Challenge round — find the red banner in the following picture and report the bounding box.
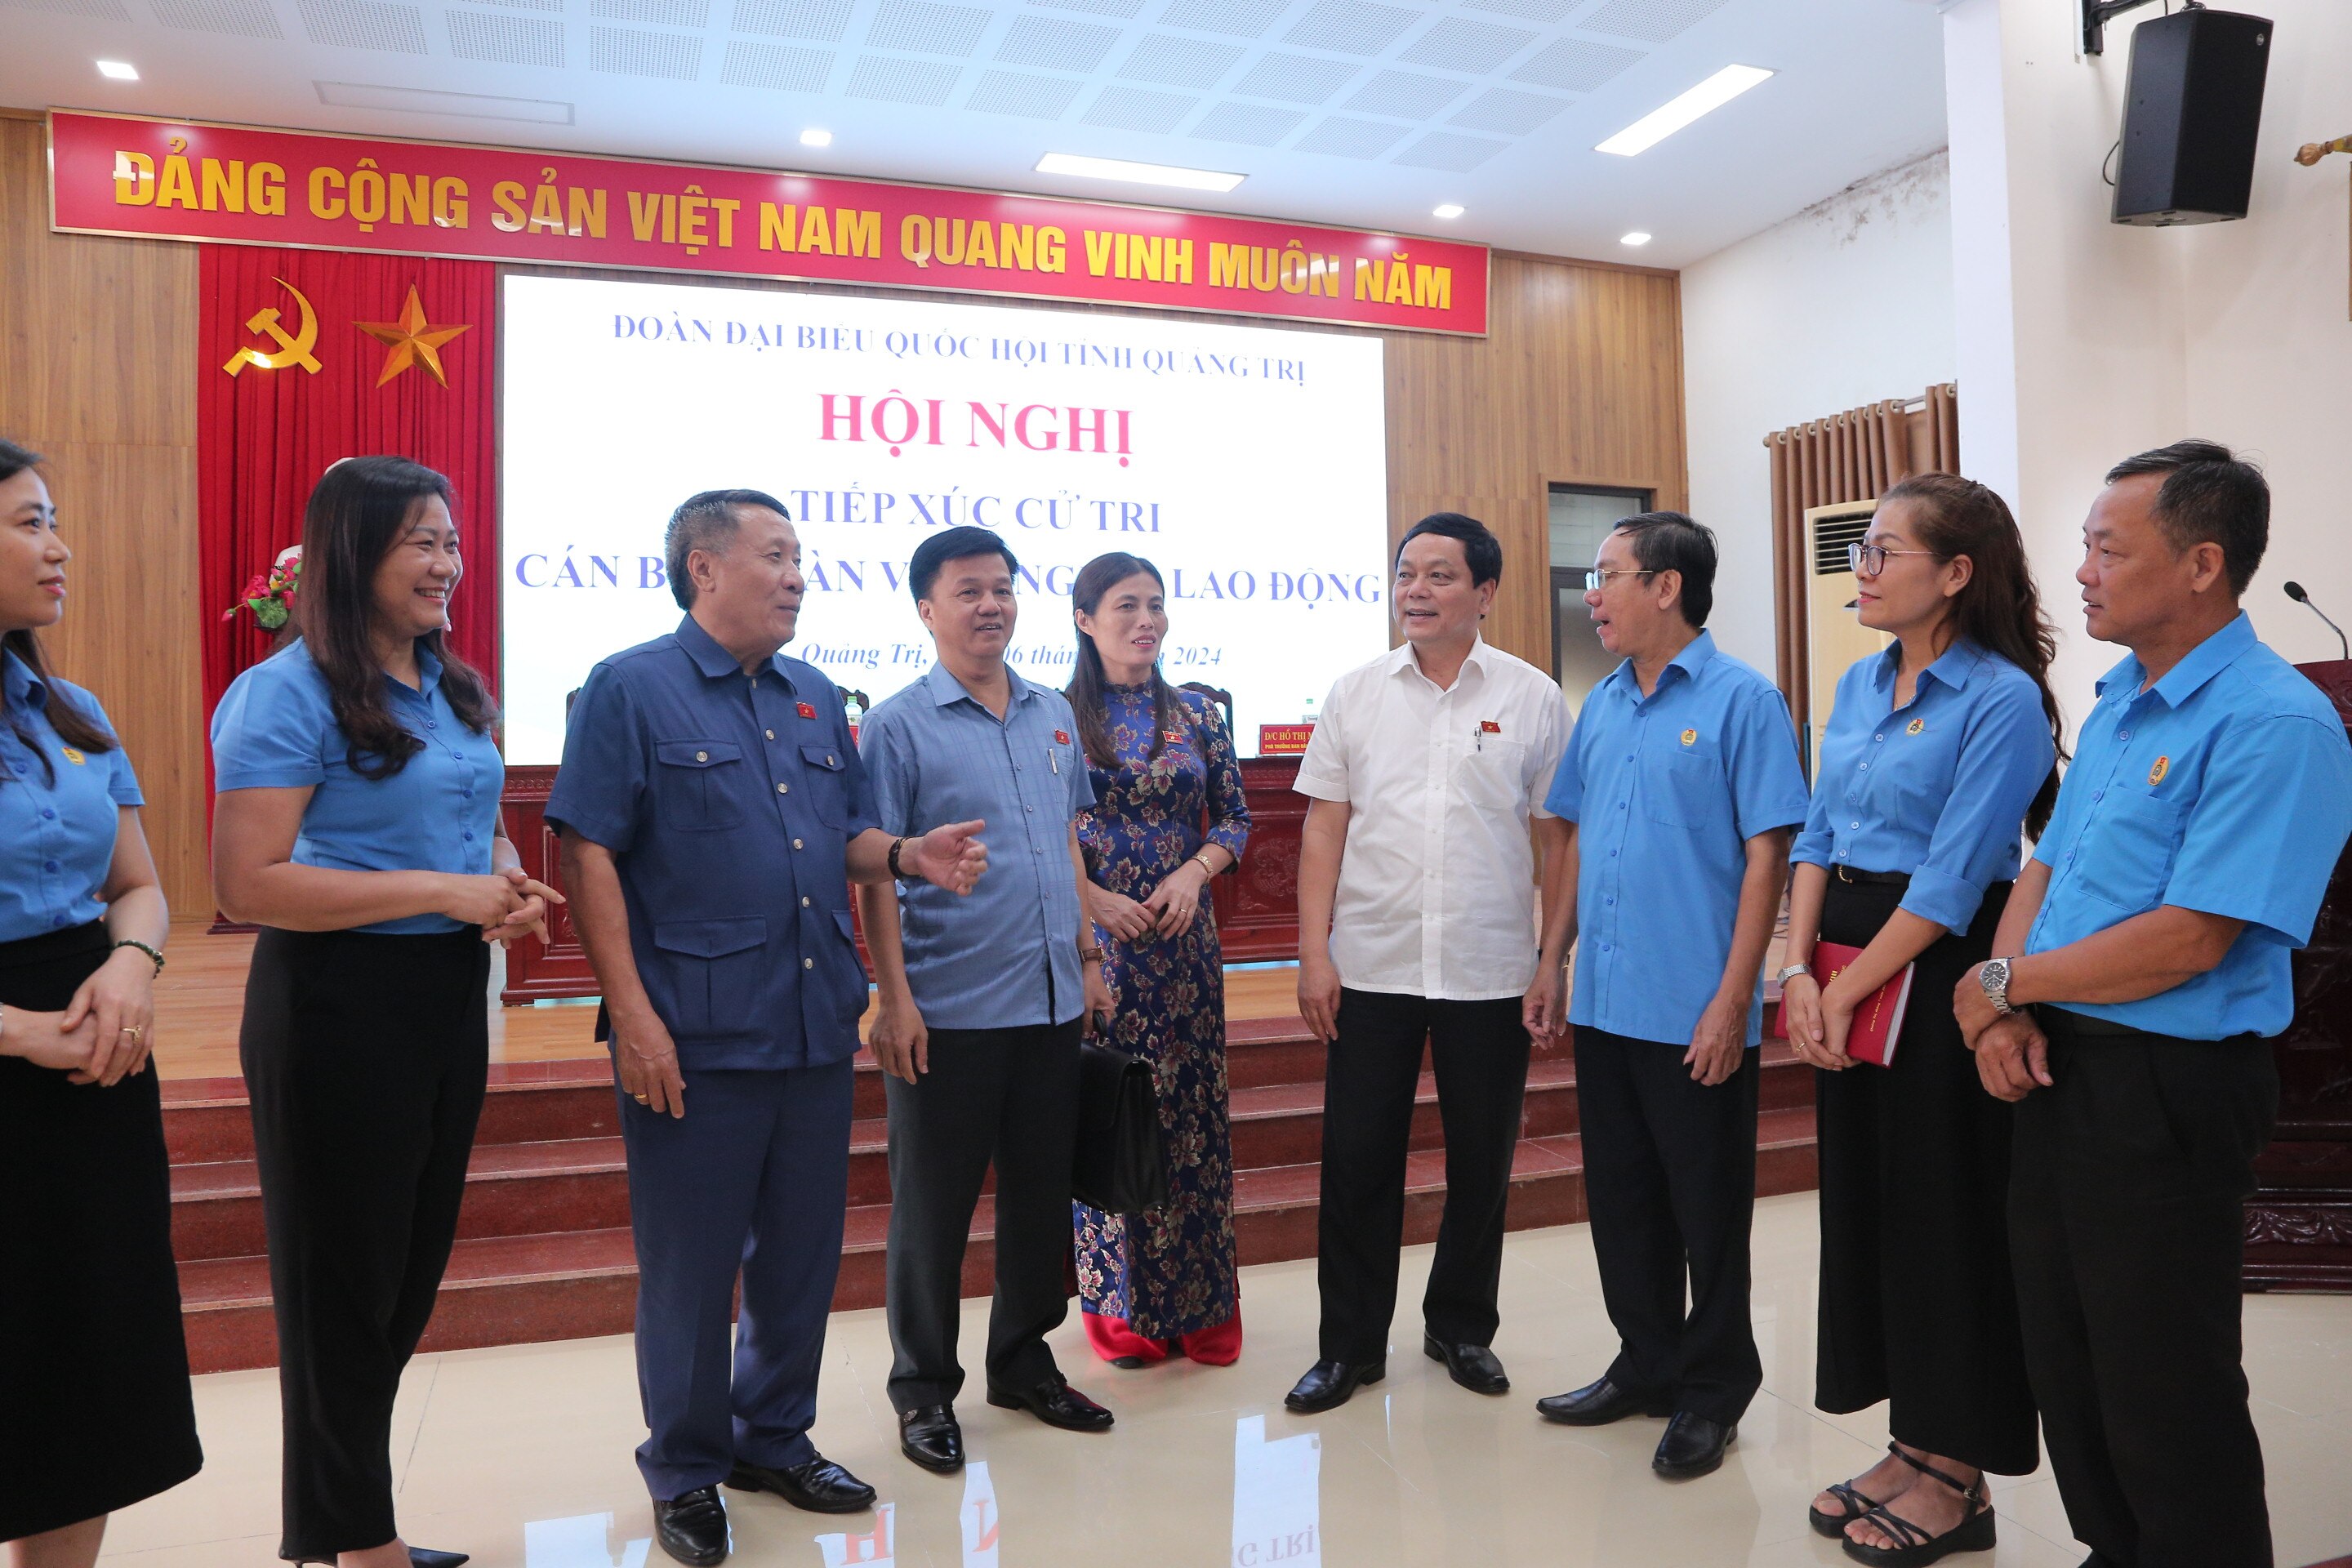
[50,109,1488,336]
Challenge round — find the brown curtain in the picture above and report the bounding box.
[1766,381,1959,735]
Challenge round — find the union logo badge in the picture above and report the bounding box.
[60,746,86,765]
[1680,728,1697,746]
[2149,755,2170,786]
[1906,718,1925,736]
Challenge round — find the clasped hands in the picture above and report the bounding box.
[1085,860,1210,945]
[6,943,161,1086]
[442,866,567,946]
[1955,961,2054,1102]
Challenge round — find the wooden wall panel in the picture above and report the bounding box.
[3,107,1683,916]
[0,113,208,911]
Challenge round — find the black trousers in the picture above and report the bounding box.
[2010,1007,2277,1568]
[884,1018,1082,1412]
[1814,878,2038,1474]
[0,924,202,1542]
[241,926,490,1561]
[1575,1024,1762,1426]
[1316,988,1530,1365]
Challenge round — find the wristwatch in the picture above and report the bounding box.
[1979,956,2016,1016]
[1775,962,1811,985]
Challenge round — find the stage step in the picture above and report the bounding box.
[164,1025,1820,1373]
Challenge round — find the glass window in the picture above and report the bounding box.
[1548,484,1650,706]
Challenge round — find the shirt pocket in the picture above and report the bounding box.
[655,741,746,833]
[2071,786,2186,915]
[1452,737,1527,814]
[800,742,850,828]
[651,916,767,1037]
[1642,745,1723,831]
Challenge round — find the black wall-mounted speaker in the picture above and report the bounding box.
[2113,7,2273,226]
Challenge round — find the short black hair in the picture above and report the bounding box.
[1612,510,1717,628]
[2104,439,2269,596]
[910,526,1020,602]
[1395,511,1502,587]
[664,488,791,610]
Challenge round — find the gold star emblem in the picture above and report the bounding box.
[354,286,471,388]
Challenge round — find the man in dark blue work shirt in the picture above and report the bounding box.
[550,490,986,1568]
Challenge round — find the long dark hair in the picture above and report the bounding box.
[295,456,497,779]
[1067,552,1189,770]
[1,438,117,786]
[1882,471,2068,837]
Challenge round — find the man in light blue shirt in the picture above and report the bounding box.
[857,525,1116,1477]
[1954,442,2352,1568]
[1526,512,1809,1480]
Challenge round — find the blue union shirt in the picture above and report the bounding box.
[1792,639,2055,933]
[210,639,503,935]
[858,663,1094,1029]
[2026,612,2352,1040]
[547,616,880,1071]
[0,651,142,945]
[1548,631,1810,1048]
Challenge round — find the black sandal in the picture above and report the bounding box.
[1808,1441,1900,1538]
[1841,1449,1995,1566]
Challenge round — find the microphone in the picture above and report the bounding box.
[2285,581,2350,660]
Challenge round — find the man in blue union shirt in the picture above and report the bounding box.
[856,525,1117,1477]
[550,491,986,1568]
[1526,512,1810,1481]
[1953,443,2352,1568]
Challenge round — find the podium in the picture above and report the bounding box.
[2245,659,2352,1290]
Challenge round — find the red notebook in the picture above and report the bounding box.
[1811,942,1915,1067]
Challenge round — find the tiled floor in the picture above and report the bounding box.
[103,1195,2352,1568]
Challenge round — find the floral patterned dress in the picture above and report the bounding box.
[1073,684,1251,1347]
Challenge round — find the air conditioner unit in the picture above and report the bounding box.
[1803,499,1891,773]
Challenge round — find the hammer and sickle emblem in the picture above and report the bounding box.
[222,278,323,376]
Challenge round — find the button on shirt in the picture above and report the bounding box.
[0,652,141,945]
[1549,631,1810,1047]
[2026,612,2352,1040]
[1792,639,2056,933]
[547,617,880,1071]
[1294,638,1571,1000]
[859,663,1094,1028]
[210,639,502,935]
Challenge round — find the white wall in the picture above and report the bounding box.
[1681,149,1958,675]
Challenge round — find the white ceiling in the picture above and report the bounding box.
[1,0,1949,266]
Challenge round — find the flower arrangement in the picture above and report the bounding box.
[223,545,302,630]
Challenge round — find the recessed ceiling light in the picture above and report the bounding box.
[1432,203,1464,220]
[800,128,832,148]
[96,59,139,80]
[1036,152,1244,194]
[1596,64,1774,157]
[1620,231,1651,246]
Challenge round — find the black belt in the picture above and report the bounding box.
[1832,865,1911,887]
[2038,1004,2141,1038]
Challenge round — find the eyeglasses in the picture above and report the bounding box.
[1584,568,1655,591]
[1846,541,1939,577]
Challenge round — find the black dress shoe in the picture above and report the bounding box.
[725,1455,876,1514]
[1423,1335,1509,1395]
[987,1372,1115,1432]
[1652,1413,1737,1479]
[408,1552,470,1568]
[653,1486,729,1567]
[1535,1376,1676,1426]
[898,1405,964,1472]
[1282,1358,1385,1414]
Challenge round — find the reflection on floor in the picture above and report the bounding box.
[106,1196,2352,1568]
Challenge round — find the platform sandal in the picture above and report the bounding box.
[1841,1449,1995,1566]
[1807,1441,1901,1538]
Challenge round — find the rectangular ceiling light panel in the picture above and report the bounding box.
[1035,150,1244,191]
[1595,62,1771,155]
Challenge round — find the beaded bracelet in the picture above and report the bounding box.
[114,938,166,975]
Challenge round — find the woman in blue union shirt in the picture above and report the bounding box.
[0,439,201,1567]
[211,457,558,1568]
[1780,473,2062,1566]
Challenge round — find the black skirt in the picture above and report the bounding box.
[0,922,203,1540]
[1812,875,2039,1476]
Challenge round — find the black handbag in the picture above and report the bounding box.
[1071,1034,1169,1215]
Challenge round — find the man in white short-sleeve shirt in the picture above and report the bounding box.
[1282,512,1572,1415]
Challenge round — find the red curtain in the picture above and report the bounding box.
[198,246,500,737]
